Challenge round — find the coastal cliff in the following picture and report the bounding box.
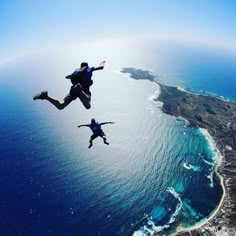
[121,68,236,236]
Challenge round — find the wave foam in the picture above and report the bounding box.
[148,89,161,102]
[203,159,214,166]
[133,187,183,236]
[199,128,223,188]
[183,162,200,172]
[147,220,170,232]
[207,172,214,188]
[177,86,186,92]
[167,187,183,224]
[146,88,162,114]
[176,116,190,126]
[199,128,220,163]
[133,230,148,236]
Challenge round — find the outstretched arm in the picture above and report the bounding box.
[77,124,90,128]
[93,61,106,71]
[100,121,115,126]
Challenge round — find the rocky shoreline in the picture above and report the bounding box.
[121,68,236,236]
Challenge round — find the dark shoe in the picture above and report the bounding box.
[88,143,93,148]
[104,141,109,145]
[33,91,48,100]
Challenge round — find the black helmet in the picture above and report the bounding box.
[91,118,96,123]
[81,62,88,68]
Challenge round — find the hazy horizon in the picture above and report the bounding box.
[1,0,236,66]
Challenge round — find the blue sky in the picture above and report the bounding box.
[1,0,236,64]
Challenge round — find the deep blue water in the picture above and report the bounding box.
[147,44,236,101]
[1,43,234,235]
[174,54,236,101]
[0,86,222,235]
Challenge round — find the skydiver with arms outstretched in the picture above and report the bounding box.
[33,61,106,109]
[78,118,115,148]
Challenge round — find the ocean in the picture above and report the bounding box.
[0,41,235,235]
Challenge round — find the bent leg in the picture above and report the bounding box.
[88,133,98,148]
[71,84,91,109]
[99,132,109,145]
[45,95,73,110]
[78,91,91,110]
[103,137,109,145]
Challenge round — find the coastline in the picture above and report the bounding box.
[174,128,227,235]
[156,83,236,236]
[121,68,236,236]
[176,116,190,126]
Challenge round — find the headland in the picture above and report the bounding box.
[121,67,236,236]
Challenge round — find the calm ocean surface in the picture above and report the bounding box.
[0,42,235,235]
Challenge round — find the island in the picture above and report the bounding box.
[121,68,236,236]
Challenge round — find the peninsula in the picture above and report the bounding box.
[121,67,236,236]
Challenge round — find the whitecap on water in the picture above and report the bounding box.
[133,187,183,235]
[203,159,214,166]
[147,89,161,102]
[183,162,200,172]
[167,187,183,224]
[133,229,148,236]
[198,128,220,163]
[207,172,214,188]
